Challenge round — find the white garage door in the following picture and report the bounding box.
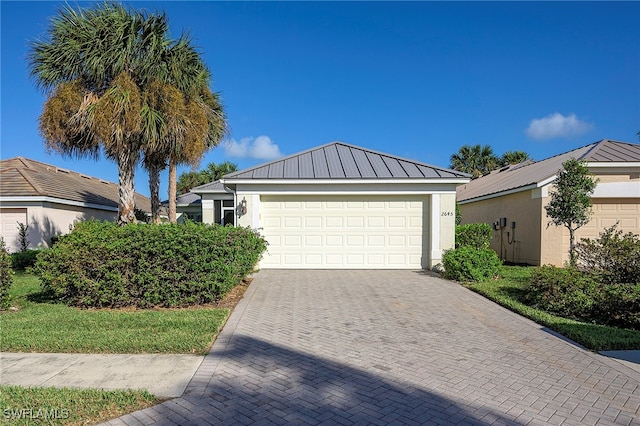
[260,195,426,269]
[0,209,27,253]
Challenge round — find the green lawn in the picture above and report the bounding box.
[0,385,157,426]
[1,273,230,354]
[465,266,640,351]
[1,273,236,424]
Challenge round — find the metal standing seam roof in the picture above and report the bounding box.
[457,139,640,203]
[222,141,471,181]
[189,180,234,194]
[0,157,152,211]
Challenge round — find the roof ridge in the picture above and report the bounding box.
[16,167,46,195]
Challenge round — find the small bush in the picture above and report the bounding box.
[455,223,492,249]
[443,246,502,282]
[526,265,640,330]
[17,222,29,252]
[0,239,13,310]
[576,224,640,285]
[596,284,640,329]
[525,265,600,319]
[33,220,267,308]
[10,249,40,271]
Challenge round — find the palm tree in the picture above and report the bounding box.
[500,150,531,166]
[139,36,228,223]
[450,144,498,178]
[167,87,227,223]
[29,3,169,224]
[176,161,238,195]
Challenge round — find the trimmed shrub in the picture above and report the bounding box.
[455,223,492,249]
[10,249,40,271]
[526,265,640,330]
[442,246,501,282]
[576,224,640,285]
[525,265,601,319]
[0,239,13,310]
[596,284,640,330]
[33,220,267,308]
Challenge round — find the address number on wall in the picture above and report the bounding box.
[441,211,454,217]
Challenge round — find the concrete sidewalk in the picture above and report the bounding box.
[0,353,204,398]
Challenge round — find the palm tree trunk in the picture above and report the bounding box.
[148,162,161,224]
[118,148,138,225]
[169,157,177,223]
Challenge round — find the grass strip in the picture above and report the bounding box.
[0,385,158,425]
[1,273,229,354]
[465,266,640,351]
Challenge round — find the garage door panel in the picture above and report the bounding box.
[305,217,322,227]
[346,217,364,228]
[305,235,322,246]
[346,235,365,246]
[260,195,426,269]
[367,217,385,227]
[388,217,406,227]
[0,209,27,253]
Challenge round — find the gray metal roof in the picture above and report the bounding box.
[176,192,201,206]
[190,180,234,194]
[457,139,640,203]
[223,141,470,180]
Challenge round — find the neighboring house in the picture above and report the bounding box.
[0,157,151,252]
[160,192,204,223]
[191,141,470,269]
[457,139,640,266]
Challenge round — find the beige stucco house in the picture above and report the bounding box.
[0,157,151,252]
[191,142,471,269]
[457,139,640,266]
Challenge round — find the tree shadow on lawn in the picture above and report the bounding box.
[140,335,526,425]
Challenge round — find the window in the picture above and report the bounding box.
[215,199,236,226]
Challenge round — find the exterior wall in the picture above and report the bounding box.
[557,198,640,265]
[437,193,457,265]
[0,200,116,250]
[460,190,543,265]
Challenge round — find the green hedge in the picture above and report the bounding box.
[10,249,40,271]
[442,246,501,282]
[526,265,640,330]
[33,221,267,308]
[0,241,13,310]
[455,223,492,249]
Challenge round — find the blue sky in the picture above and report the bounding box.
[2,1,639,198]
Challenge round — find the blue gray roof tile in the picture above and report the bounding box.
[223,141,470,180]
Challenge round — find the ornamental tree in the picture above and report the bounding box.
[544,158,598,267]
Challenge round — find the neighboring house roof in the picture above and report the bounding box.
[0,157,151,212]
[222,141,471,180]
[190,180,234,194]
[175,192,201,206]
[457,139,640,203]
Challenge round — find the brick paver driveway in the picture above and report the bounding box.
[106,270,640,425]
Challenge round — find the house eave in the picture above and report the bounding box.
[0,196,118,212]
[221,178,470,186]
[458,183,541,205]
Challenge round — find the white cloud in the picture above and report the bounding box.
[223,135,283,160]
[525,113,593,140]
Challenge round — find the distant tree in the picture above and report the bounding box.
[450,144,498,178]
[544,158,598,267]
[500,150,530,166]
[177,161,238,194]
